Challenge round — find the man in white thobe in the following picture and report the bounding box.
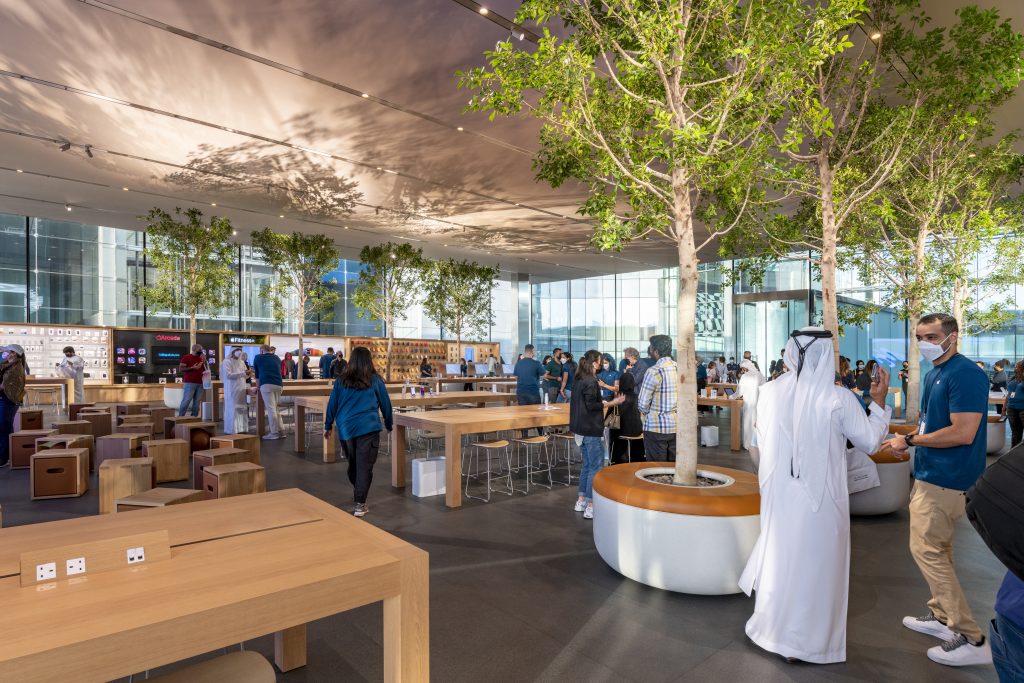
[739,327,892,663]
[57,345,85,404]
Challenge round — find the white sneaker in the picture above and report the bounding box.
[903,612,954,640]
[353,503,368,517]
[583,505,594,519]
[262,432,280,440]
[927,633,992,666]
[574,499,586,512]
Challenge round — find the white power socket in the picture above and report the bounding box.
[126,546,146,564]
[36,562,57,582]
[66,557,86,576]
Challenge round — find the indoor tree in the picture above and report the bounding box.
[459,0,862,484]
[352,242,426,381]
[422,259,499,358]
[138,207,237,346]
[250,228,340,363]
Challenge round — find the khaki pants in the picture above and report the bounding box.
[909,480,983,641]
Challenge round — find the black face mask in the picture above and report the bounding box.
[789,329,833,377]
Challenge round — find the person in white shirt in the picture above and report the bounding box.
[56,345,85,403]
[221,346,250,434]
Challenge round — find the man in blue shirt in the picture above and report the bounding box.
[888,313,990,667]
[252,344,285,440]
[319,347,336,380]
[514,344,545,436]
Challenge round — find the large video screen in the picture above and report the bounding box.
[112,330,220,384]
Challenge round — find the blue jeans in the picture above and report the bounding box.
[178,382,204,417]
[577,435,604,501]
[993,614,1024,682]
[0,394,18,466]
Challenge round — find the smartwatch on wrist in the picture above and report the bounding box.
[904,433,916,447]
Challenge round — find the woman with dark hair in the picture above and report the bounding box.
[609,371,644,464]
[323,346,394,517]
[0,344,28,467]
[419,356,433,378]
[856,360,877,409]
[559,352,576,402]
[1006,360,1024,447]
[571,349,620,519]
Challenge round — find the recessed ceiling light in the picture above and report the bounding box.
[122,187,128,191]
[514,203,520,206]
[361,93,369,98]
[65,204,72,211]
[524,258,529,261]
[479,7,488,15]
[457,126,464,131]
[279,214,284,218]
[211,203,217,206]
[344,226,349,230]
[870,31,882,40]
[232,230,237,236]
[16,169,23,173]
[376,167,382,171]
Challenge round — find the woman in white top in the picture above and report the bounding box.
[222,346,250,434]
[732,359,765,454]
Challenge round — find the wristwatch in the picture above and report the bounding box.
[904,433,916,447]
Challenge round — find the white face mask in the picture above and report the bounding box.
[919,334,953,363]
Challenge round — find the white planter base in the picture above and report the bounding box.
[849,460,912,516]
[592,490,760,595]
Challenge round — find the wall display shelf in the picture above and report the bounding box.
[0,324,110,384]
[347,338,449,381]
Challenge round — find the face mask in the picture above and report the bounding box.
[919,334,952,363]
[603,364,609,371]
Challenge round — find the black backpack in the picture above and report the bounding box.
[965,443,1024,581]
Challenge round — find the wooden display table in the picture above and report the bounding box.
[96,433,145,466]
[141,439,190,483]
[192,447,251,489]
[8,430,57,469]
[25,377,74,411]
[98,457,155,514]
[424,376,516,392]
[392,404,570,508]
[115,487,205,511]
[202,462,266,499]
[697,396,744,452]
[0,490,429,682]
[13,409,43,431]
[30,448,90,500]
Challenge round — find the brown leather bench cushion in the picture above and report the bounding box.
[592,463,759,517]
[888,423,917,436]
[988,414,1005,423]
[870,446,910,465]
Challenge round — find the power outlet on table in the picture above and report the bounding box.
[126,546,146,564]
[36,562,57,582]
[66,557,86,576]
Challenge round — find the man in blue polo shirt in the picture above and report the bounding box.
[514,344,545,436]
[888,313,990,667]
[252,344,285,440]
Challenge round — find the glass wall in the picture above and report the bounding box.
[0,214,27,322]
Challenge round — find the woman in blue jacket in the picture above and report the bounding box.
[324,346,393,517]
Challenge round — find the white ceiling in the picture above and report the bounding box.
[0,0,1020,280]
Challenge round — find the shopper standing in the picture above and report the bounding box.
[57,345,85,404]
[638,335,678,461]
[514,344,545,437]
[486,353,497,377]
[597,354,621,400]
[419,356,433,379]
[319,347,336,380]
[543,349,563,404]
[887,313,991,666]
[609,371,644,464]
[323,346,393,518]
[297,354,313,380]
[221,346,250,434]
[253,344,285,440]
[623,347,649,387]
[330,351,347,379]
[1005,361,1024,447]
[177,343,207,417]
[857,360,878,409]
[571,350,618,520]
[0,344,27,467]
[992,359,1008,416]
[559,352,576,402]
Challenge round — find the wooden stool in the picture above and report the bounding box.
[8,429,58,469]
[78,410,112,439]
[68,403,95,421]
[31,448,90,500]
[165,415,201,439]
[146,651,275,683]
[141,439,190,482]
[98,457,155,514]
[143,406,175,427]
[36,434,95,471]
[118,421,155,438]
[174,421,216,453]
[192,447,251,488]
[202,462,266,499]
[118,414,152,426]
[13,409,43,431]
[115,402,148,416]
[50,420,92,436]
[210,433,261,462]
[115,487,205,511]
[96,433,144,467]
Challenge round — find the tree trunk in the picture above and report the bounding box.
[385,322,394,383]
[189,312,197,348]
[905,228,930,424]
[951,281,965,333]
[296,298,305,379]
[819,157,840,363]
[673,186,699,486]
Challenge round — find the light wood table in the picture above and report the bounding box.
[424,377,516,392]
[295,391,520,463]
[392,403,570,508]
[0,489,428,682]
[25,377,75,412]
[698,396,744,451]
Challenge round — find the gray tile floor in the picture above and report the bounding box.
[0,408,1006,682]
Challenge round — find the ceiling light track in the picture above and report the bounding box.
[76,0,533,156]
[448,0,539,43]
[0,68,581,224]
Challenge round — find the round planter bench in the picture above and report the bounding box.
[592,462,760,595]
[849,446,912,516]
[987,414,1006,454]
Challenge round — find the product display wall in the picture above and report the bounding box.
[0,324,109,384]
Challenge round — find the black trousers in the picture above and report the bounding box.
[516,392,544,436]
[1008,407,1024,448]
[644,431,676,462]
[341,431,381,504]
[0,395,17,466]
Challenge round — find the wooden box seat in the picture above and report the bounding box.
[118,421,155,438]
[164,415,201,439]
[8,429,58,469]
[115,487,205,512]
[96,433,145,468]
[203,462,266,500]
[141,439,190,483]
[36,434,95,471]
[50,420,93,436]
[78,410,113,439]
[192,447,251,488]
[98,457,155,514]
[30,448,90,500]
[174,421,216,453]
[13,409,43,431]
[210,433,260,462]
[68,402,95,421]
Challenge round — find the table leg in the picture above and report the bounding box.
[323,423,336,463]
[444,426,463,508]
[213,387,220,422]
[383,547,430,683]
[392,424,407,488]
[274,623,307,672]
[257,389,266,437]
[295,404,306,452]
[731,405,741,452]
[895,391,902,419]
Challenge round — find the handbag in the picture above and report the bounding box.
[966,442,1024,581]
[604,406,620,429]
[201,368,212,391]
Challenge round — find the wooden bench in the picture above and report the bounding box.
[146,651,275,683]
[115,487,205,512]
[30,448,90,500]
[192,447,251,488]
[98,457,155,514]
[203,462,266,499]
[8,429,58,469]
[141,439,190,482]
